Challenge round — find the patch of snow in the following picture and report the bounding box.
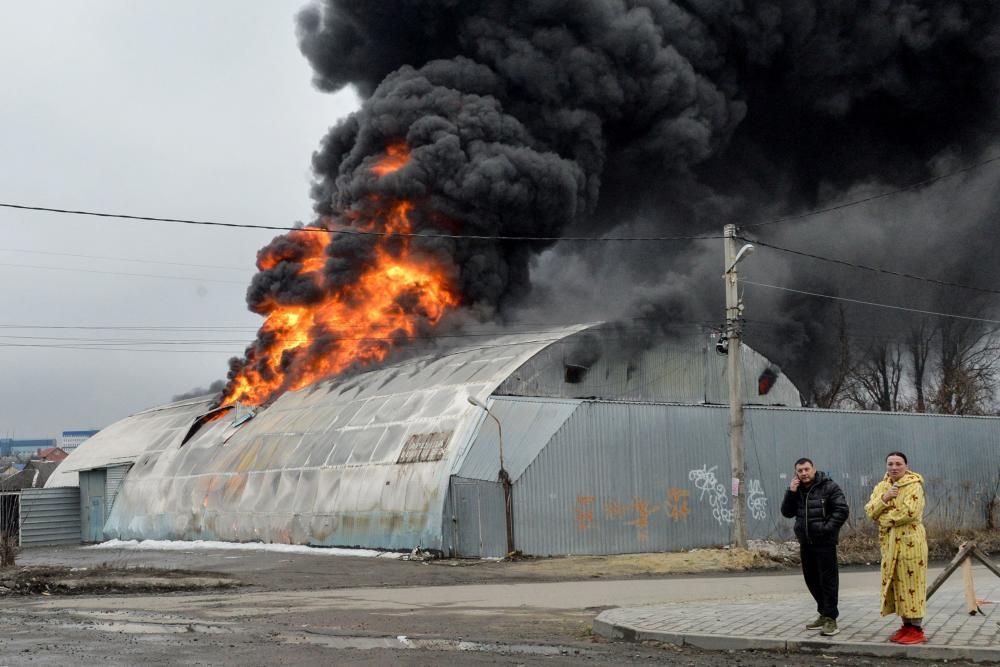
[85,539,404,559]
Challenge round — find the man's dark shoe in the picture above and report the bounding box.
[805,615,826,630]
[820,618,840,636]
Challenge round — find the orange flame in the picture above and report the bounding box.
[221,144,459,407]
[369,142,409,176]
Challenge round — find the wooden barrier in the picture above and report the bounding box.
[926,542,1000,615]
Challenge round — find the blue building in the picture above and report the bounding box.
[0,438,58,458]
[61,430,100,453]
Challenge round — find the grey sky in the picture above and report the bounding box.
[0,2,358,438]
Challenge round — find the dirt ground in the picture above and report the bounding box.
[7,543,791,595]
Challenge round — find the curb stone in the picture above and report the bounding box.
[594,613,1000,663]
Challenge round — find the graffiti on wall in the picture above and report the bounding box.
[666,487,690,521]
[571,466,766,539]
[574,486,690,542]
[575,495,595,531]
[688,464,733,525]
[747,479,767,521]
[687,464,768,525]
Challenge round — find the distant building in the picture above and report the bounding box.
[0,459,60,491]
[33,447,68,463]
[0,438,57,459]
[61,430,100,453]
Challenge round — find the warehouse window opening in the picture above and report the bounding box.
[564,364,589,384]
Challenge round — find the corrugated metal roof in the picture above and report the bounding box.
[456,396,581,481]
[100,326,590,550]
[47,396,214,487]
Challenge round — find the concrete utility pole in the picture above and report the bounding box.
[723,224,752,549]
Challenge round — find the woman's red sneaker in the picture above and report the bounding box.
[888,625,909,642]
[896,627,927,645]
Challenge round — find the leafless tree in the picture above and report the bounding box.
[0,493,18,568]
[810,307,853,408]
[906,319,935,413]
[846,339,905,411]
[930,319,1000,415]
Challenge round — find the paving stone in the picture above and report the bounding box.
[594,577,1000,659]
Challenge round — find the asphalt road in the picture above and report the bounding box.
[2,546,992,666]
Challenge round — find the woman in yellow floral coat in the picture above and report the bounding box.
[864,451,928,645]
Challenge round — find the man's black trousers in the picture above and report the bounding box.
[800,543,839,619]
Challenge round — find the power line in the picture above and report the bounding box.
[0,342,235,354]
[0,321,723,347]
[0,316,717,332]
[0,324,259,331]
[0,261,247,285]
[742,154,1000,230]
[740,237,1000,296]
[0,201,721,242]
[743,280,1000,325]
[0,247,247,272]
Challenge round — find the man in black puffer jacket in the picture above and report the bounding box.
[780,457,850,637]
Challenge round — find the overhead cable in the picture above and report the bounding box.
[743,280,1000,325]
[0,202,720,242]
[0,247,247,271]
[0,261,247,285]
[740,237,1000,296]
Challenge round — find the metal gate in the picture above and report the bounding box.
[19,487,81,546]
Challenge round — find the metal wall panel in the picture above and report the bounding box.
[514,402,1000,556]
[456,397,580,482]
[742,406,1000,538]
[104,464,131,518]
[515,403,730,556]
[19,487,81,547]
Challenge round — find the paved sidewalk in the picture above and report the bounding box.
[595,576,1000,662]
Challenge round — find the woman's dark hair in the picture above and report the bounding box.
[886,451,908,464]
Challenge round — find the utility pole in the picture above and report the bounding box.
[724,224,749,549]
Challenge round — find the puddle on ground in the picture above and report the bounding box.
[49,620,231,635]
[282,632,593,656]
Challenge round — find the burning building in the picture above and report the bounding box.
[48,324,803,555]
[45,324,1000,556]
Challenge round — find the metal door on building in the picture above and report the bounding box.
[450,476,507,559]
[87,497,104,542]
[452,479,483,557]
[79,468,107,543]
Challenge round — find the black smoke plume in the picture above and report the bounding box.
[229,1,1000,403]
